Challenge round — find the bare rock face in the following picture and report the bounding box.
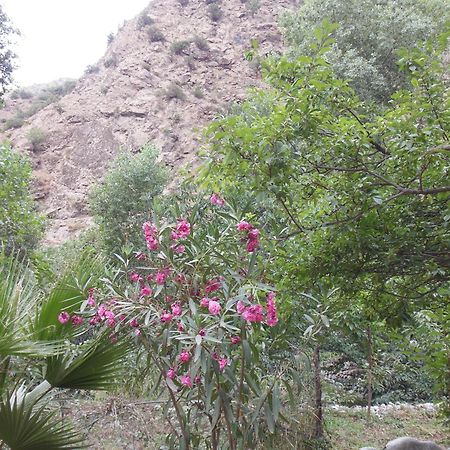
[0,0,296,245]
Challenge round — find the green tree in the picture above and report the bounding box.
[200,27,449,405]
[89,145,168,254]
[0,5,19,99]
[0,143,45,255]
[281,0,449,101]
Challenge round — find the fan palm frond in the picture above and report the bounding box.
[45,336,129,391]
[0,393,88,450]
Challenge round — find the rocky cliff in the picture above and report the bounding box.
[1,0,297,244]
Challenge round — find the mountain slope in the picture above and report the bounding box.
[1,0,296,244]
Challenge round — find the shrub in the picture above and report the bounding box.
[3,115,24,130]
[0,143,45,254]
[137,12,154,29]
[85,64,99,75]
[170,40,190,55]
[246,0,260,15]
[104,54,118,68]
[193,34,209,50]
[147,26,165,42]
[208,4,223,21]
[27,127,46,150]
[185,55,196,70]
[10,89,33,100]
[89,145,168,254]
[178,0,189,5]
[87,194,286,449]
[163,82,186,101]
[107,32,114,44]
[193,86,204,98]
[280,0,450,102]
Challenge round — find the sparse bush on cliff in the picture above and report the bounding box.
[163,82,186,101]
[178,0,189,5]
[137,12,154,29]
[3,115,24,130]
[170,40,190,55]
[208,4,223,21]
[147,26,165,42]
[193,34,209,50]
[193,86,204,98]
[107,32,114,44]
[27,127,46,150]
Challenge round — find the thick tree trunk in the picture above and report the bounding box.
[367,325,373,420]
[312,344,324,438]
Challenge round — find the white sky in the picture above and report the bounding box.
[2,0,151,87]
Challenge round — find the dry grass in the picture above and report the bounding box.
[61,395,449,449]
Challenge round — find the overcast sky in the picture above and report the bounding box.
[2,0,150,87]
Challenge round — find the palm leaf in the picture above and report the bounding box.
[45,336,128,390]
[33,253,103,341]
[0,393,88,450]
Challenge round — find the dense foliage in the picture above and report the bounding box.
[0,5,19,98]
[0,144,45,255]
[281,0,450,101]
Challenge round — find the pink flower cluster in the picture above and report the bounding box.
[143,222,159,251]
[170,218,191,241]
[236,220,260,253]
[236,292,278,327]
[200,296,222,315]
[210,193,225,206]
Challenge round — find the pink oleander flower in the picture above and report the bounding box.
[129,318,139,328]
[155,271,168,285]
[181,374,192,388]
[71,315,83,326]
[242,304,264,323]
[266,292,278,327]
[171,244,185,254]
[178,350,191,364]
[134,251,147,261]
[167,368,176,379]
[130,272,141,283]
[145,235,159,251]
[195,375,202,385]
[231,335,241,345]
[246,239,259,253]
[89,315,101,325]
[177,321,185,331]
[119,314,126,322]
[104,310,115,319]
[175,273,186,283]
[176,218,190,237]
[210,193,225,206]
[110,333,118,344]
[237,220,253,231]
[171,302,182,316]
[198,328,206,337]
[219,357,230,372]
[160,311,173,323]
[135,328,141,336]
[212,352,220,361]
[142,221,158,236]
[208,300,221,316]
[140,285,153,297]
[205,278,221,293]
[200,297,210,308]
[106,317,116,328]
[97,304,108,318]
[58,311,70,324]
[87,295,96,307]
[236,300,246,314]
